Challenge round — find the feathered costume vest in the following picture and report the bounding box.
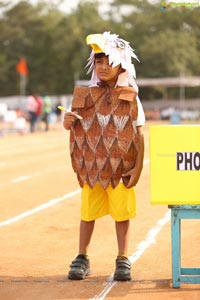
[70,86,139,189]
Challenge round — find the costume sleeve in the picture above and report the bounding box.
[136,96,145,126]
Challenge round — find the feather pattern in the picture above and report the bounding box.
[70,87,138,189]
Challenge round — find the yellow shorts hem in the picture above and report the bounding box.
[81,183,136,221]
[110,212,137,222]
[81,212,107,222]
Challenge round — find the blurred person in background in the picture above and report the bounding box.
[27,94,42,133]
[42,94,52,131]
[170,107,181,125]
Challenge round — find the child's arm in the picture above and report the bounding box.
[122,126,144,188]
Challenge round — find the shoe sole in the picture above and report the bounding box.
[68,268,91,280]
[114,273,131,281]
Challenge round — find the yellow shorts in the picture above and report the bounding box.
[81,183,136,222]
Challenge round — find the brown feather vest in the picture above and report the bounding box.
[70,86,139,189]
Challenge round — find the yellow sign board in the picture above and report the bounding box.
[150,125,200,205]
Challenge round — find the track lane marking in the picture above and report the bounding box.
[0,165,67,187]
[0,189,81,227]
[10,176,30,183]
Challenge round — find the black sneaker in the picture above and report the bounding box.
[113,257,132,281]
[68,254,91,280]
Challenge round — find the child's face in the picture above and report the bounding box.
[95,55,121,83]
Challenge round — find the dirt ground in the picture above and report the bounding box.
[0,121,199,300]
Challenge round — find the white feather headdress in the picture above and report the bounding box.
[86,31,139,91]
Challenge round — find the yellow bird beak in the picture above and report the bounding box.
[86,34,106,53]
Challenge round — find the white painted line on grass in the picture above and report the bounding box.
[0,189,81,228]
[90,210,171,300]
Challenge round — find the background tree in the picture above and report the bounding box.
[0,0,199,100]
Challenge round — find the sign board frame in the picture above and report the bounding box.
[150,125,200,205]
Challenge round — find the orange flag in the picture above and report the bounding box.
[16,58,29,76]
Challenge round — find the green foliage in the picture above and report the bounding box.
[0,0,199,99]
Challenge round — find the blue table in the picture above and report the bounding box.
[169,205,200,288]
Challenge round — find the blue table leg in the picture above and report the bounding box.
[169,205,200,288]
[171,209,181,288]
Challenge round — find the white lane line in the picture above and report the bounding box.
[0,189,81,228]
[129,210,170,264]
[0,165,67,187]
[89,210,171,300]
[10,176,30,183]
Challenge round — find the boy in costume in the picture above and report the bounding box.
[63,31,145,281]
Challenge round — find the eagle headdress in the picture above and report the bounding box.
[86,31,139,92]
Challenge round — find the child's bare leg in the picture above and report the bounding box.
[68,220,94,280]
[115,220,130,257]
[79,220,95,255]
[114,220,131,281]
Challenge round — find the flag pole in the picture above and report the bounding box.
[16,58,28,108]
[20,74,27,96]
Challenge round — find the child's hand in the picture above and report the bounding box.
[122,166,141,188]
[123,126,144,188]
[63,112,80,130]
